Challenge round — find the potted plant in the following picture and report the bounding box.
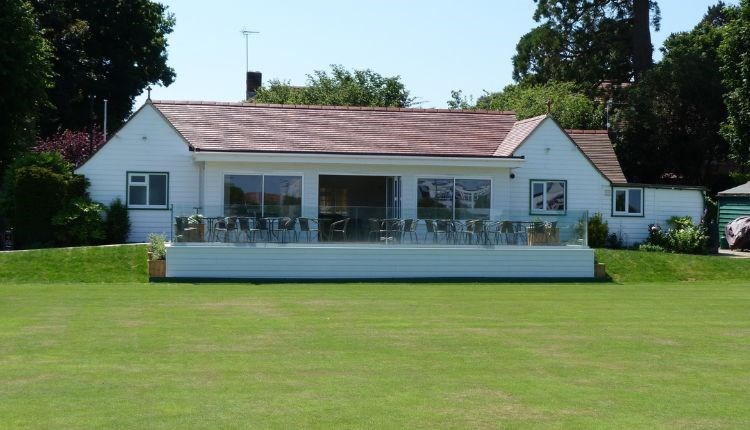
[147,233,166,278]
[528,218,548,245]
[186,214,205,242]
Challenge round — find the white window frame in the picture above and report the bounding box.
[530,179,567,215]
[417,177,492,220]
[612,187,644,217]
[127,172,169,209]
[222,173,303,217]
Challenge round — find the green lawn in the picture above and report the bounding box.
[0,246,749,428]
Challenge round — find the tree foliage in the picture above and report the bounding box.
[0,0,52,179]
[30,0,175,136]
[513,0,661,87]
[0,153,76,248]
[254,65,415,107]
[719,0,750,170]
[475,82,606,129]
[0,151,107,248]
[612,4,729,184]
[33,128,105,167]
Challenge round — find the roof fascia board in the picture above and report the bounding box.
[614,182,707,191]
[193,151,526,168]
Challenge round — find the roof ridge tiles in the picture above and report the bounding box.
[513,114,548,124]
[565,129,609,134]
[151,99,516,115]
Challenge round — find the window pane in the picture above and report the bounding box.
[225,175,262,216]
[546,181,565,211]
[264,175,302,217]
[628,189,642,213]
[130,175,146,183]
[615,190,626,212]
[129,185,146,205]
[532,182,545,210]
[455,179,490,219]
[417,178,453,219]
[148,174,167,206]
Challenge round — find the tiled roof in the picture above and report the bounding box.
[566,130,627,183]
[152,100,519,158]
[493,114,547,156]
[149,100,628,182]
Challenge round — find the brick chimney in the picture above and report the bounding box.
[246,71,262,100]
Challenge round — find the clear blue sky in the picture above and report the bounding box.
[136,0,735,109]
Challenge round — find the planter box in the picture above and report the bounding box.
[527,227,560,245]
[185,224,205,242]
[149,260,166,278]
[594,263,606,279]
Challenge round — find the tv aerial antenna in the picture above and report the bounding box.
[241,28,260,72]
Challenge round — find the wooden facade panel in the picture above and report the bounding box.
[608,188,704,245]
[166,245,594,279]
[76,105,200,242]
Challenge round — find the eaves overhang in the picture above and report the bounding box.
[192,150,526,169]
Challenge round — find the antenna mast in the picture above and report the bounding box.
[241,29,259,72]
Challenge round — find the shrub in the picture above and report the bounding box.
[9,165,69,248]
[605,232,624,249]
[645,217,708,254]
[0,151,97,249]
[667,216,694,231]
[667,224,708,254]
[148,233,166,260]
[587,212,608,248]
[105,198,130,243]
[52,198,105,246]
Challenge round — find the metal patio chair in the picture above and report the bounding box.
[297,217,319,242]
[402,219,419,243]
[423,219,437,243]
[237,217,259,242]
[329,218,350,241]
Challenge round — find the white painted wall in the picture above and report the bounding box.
[607,188,704,245]
[75,104,200,242]
[510,119,612,219]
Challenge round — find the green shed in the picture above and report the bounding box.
[718,181,750,248]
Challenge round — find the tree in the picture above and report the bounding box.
[447,90,474,109]
[513,0,661,87]
[612,4,730,185]
[30,0,175,136]
[475,82,606,129]
[254,65,415,107]
[0,151,105,248]
[0,0,52,180]
[719,0,750,170]
[33,128,105,168]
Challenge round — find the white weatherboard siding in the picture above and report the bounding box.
[166,244,595,279]
[509,119,704,245]
[607,188,704,245]
[75,105,200,242]
[509,119,611,217]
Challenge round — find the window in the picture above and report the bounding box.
[613,187,643,216]
[417,178,490,219]
[127,172,168,208]
[530,180,566,214]
[224,174,302,217]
